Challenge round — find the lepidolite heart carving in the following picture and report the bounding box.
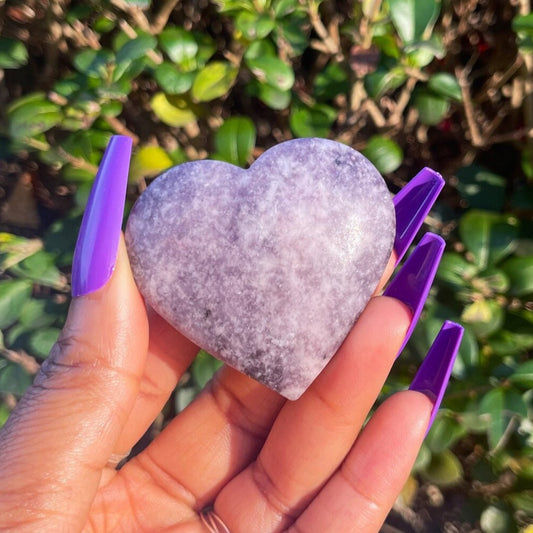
[125,138,395,399]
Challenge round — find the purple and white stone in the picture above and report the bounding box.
[125,138,395,400]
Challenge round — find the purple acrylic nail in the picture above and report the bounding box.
[71,135,132,297]
[410,321,464,431]
[384,232,445,356]
[393,168,444,266]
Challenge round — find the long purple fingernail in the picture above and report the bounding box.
[410,321,464,431]
[71,135,132,297]
[393,168,444,266]
[384,232,445,355]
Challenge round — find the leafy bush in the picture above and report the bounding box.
[0,0,532,530]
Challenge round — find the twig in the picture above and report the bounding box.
[1,348,40,375]
[388,76,418,126]
[456,66,484,147]
[110,0,151,33]
[104,116,140,145]
[151,0,181,34]
[360,0,382,49]
[306,0,340,56]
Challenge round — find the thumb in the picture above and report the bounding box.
[0,137,148,531]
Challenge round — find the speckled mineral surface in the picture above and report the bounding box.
[125,138,395,400]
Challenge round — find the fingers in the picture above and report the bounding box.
[290,322,464,533]
[0,238,149,531]
[208,234,444,532]
[289,391,432,533]
[213,296,411,533]
[110,309,199,455]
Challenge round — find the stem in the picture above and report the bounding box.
[151,0,181,34]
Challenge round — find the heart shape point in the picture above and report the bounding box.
[126,138,395,399]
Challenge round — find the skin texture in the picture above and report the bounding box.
[0,239,431,533]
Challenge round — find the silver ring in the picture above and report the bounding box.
[200,508,231,533]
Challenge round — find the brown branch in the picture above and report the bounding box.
[1,348,40,375]
[104,116,140,145]
[456,66,484,147]
[110,0,151,33]
[151,0,181,34]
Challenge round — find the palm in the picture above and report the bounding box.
[0,242,430,533]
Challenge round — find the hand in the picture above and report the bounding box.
[0,137,462,533]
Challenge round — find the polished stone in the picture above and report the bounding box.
[125,138,395,399]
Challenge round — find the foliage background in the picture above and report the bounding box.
[0,0,532,531]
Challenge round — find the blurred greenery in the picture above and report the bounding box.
[0,0,532,531]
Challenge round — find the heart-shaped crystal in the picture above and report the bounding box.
[125,138,395,399]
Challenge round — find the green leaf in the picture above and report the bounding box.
[428,72,462,102]
[425,415,467,454]
[313,62,350,100]
[0,233,43,273]
[44,212,82,267]
[289,104,337,138]
[27,328,60,358]
[412,442,432,472]
[389,0,441,43]
[244,39,277,60]
[7,93,62,140]
[273,8,309,56]
[512,13,533,36]
[159,27,198,69]
[235,11,275,40]
[73,49,113,77]
[0,37,28,69]
[455,166,506,211]
[115,34,157,65]
[459,210,519,269]
[461,299,504,338]
[480,505,514,533]
[246,56,295,92]
[501,255,533,296]
[0,280,32,329]
[19,298,61,330]
[0,402,10,428]
[0,359,33,396]
[509,360,533,388]
[130,145,174,181]
[192,350,223,388]
[507,491,533,515]
[364,67,407,99]
[452,326,479,379]
[8,250,64,290]
[490,309,533,356]
[248,81,292,110]
[479,387,528,449]
[100,101,123,118]
[191,61,238,102]
[195,33,217,67]
[404,35,445,67]
[436,252,478,290]
[414,89,449,125]
[421,449,463,487]
[150,92,198,127]
[154,62,195,94]
[214,117,256,167]
[362,135,403,174]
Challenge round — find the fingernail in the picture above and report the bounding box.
[71,135,132,297]
[393,168,444,266]
[384,232,445,355]
[409,321,464,431]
